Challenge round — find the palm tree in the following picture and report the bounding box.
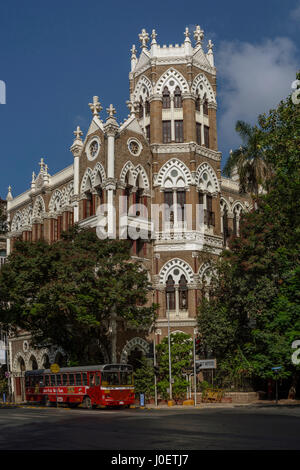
[223,121,271,197]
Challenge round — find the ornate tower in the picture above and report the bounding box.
[128,26,223,339]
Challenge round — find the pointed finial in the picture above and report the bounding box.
[184,27,191,42]
[151,29,157,45]
[106,104,116,119]
[207,39,214,51]
[74,125,83,141]
[131,44,137,58]
[39,157,45,173]
[32,171,36,182]
[89,96,102,117]
[6,185,13,201]
[194,25,204,46]
[126,100,135,115]
[139,29,149,49]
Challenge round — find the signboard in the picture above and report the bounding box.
[195,359,216,370]
[50,363,60,374]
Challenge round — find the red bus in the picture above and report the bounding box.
[25,364,135,408]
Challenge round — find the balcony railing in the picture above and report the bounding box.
[0,257,6,268]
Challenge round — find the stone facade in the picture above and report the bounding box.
[5,26,252,401]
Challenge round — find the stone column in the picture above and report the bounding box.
[182,94,196,142]
[149,95,162,144]
[70,126,83,223]
[208,103,218,151]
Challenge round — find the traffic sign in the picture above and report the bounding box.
[195,359,216,370]
[50,363,60,373]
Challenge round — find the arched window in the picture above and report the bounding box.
[85,191,93,218]
[162,87,171,109]
[138,98,143,119]
[166,275,176,310]
[203,95,208,115]
[179,274,188,310]
[222,206,229,245]
[145,99,150,116]
[174,86,182,108]
[195,94,201,112]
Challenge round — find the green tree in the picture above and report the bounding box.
[156,333,193,403]
[133,357,155,401]
[198,82,300,395]
[0,226,157,365]
[223,120,272,196]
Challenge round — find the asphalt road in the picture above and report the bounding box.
[0,404,300,451]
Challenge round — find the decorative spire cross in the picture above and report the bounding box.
[139,29,149,49]
[74,125,83,140]
[194,25,204,46]
[151,29,157,45]
[89,96,102,117]
[106,104,116,119]
[184,27,190,41]
[207,39,214,51]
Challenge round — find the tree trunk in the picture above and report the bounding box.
[110,307,117,363]
[288,373,298,400]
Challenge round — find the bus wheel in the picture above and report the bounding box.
[83,397,92,409]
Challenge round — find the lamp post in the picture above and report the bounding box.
[167,293,172,401]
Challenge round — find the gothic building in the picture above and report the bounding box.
[5,26,251,401]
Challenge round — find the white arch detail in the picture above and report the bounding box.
[49,189,64,212]
[132,75,153,103]
[120,337,150,364]
[119,161,149,189]
[155,68,189,95]
[196,162,220,193]
[92,162,106,188]
[156,158,192,188]
[191,73,216,103]
[159,258,194,285]
[11,211,23,231]
[33,196,46,218]
[80,167,93,193]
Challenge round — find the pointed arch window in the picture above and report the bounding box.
[138,98,143,119]
[222,206,229,245]
[166,275,176,310]
[174,86,182,108]
[145,99,150,116]
[203,95,208,115]
[162,87,171,109]
[195,94,201,112]
[179,274,188,310]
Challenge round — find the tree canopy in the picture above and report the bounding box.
[0,226,157,364]
[198,79,300,394]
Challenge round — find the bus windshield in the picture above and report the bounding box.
[101,371,133,386]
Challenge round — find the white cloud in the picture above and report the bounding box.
[217,37,299,154]
[290,1,300,22]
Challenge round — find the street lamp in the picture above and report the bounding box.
[167,293,172,401]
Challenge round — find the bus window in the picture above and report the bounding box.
[51,375,56,386]
[102,372,119,386]
[82,373,88,386]
[56,375,62,386]
[39,376,44,386]
[69,374,75,386]
[89,373,95,386]
[45,375,50,386]
[25,376,30,387]
[62,374,68,385]
[76,374,82,386]
[120,372,133,385]
[95,374,100,386]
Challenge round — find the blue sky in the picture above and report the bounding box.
[0,0,299,199]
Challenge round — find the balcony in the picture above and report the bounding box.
[0,256,6,268]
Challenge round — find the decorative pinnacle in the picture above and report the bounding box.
[131,44,137,58]
[74,125,83,141]
[6,185,13,201]
[89,96,102,117]
[139,29,149,49]
[106,104,116,119]
[207,39,214,51]
[184,27,191,42]
[151,29,157,45]
[39,157,45,173]
[194,25,204,46]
